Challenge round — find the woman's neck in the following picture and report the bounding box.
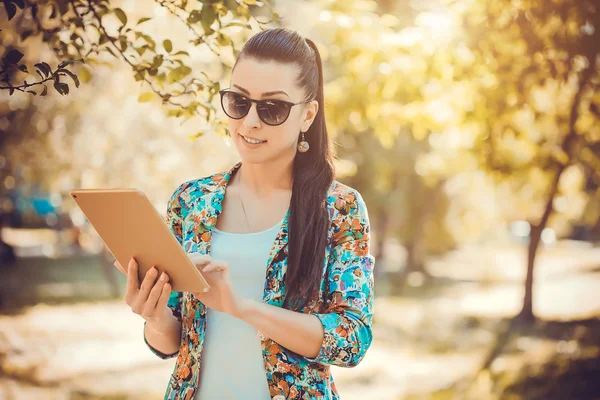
[237,159,293,196]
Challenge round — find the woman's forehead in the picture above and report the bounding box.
[231,59,302,98]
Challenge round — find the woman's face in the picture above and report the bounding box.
[226,58,319,165]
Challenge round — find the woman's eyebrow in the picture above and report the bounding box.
[233,84,290,99]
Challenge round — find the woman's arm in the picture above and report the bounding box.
[144,306,182,357]
[240,299,325,358]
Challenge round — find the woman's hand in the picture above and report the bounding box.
[113,258,173,329]
[190,255,248,318]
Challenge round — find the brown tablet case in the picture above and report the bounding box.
[69,188,210,293]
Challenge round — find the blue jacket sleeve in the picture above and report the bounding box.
[305,191,375,367]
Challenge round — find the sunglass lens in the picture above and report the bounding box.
[222,92,250,119]
[258,100,291,125]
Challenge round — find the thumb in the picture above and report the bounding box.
[188,253,212,267]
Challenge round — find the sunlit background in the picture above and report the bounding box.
[1,0,599,399]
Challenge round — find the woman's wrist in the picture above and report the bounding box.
[145,307,178,335]
[234,297,257,321]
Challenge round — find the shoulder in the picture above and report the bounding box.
[168,170,228,211]
[326,180,369,216]
[326,180,371,245]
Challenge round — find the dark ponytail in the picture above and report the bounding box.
[234,29,335,310]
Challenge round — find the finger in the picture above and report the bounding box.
[201,264,220,273]
[132,266,158,314]
[202,261,230,281]
[113,261,126,275]
[139,266,159,300]
[189,253,212,268]
[155,282,172,313]
[125,258,140,301]
[202,261,228,273]
[142,272,169,316]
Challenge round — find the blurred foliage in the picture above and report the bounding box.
[1,0,278,129]
[313,0,505,275]
[454,0,600,320]
[307,0,600,318]
[0,0,278,237]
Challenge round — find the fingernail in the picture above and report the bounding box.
[160,272,166,281]
[150,267,156,275]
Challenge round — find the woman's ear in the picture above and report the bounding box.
[302,100,319,132]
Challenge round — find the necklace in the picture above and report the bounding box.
[238,169,253,233]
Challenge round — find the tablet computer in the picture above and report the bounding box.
[69,188,210,293]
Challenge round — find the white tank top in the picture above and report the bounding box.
[194,219,283,400]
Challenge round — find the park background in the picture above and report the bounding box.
[1,0,600,399]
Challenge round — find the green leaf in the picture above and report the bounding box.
[200,4,217,34]
[119,35,128,51]
[138,92,155,102]
[58,68,80,88]
[114,8,128,25]
[168,66,192,83]
[134,46,147,56]
[141,34,156,50]
[223,21,251,29]
[4,49,24,65]
[173,50,189,57]
[4,2,17,20]
[49,3,57,18]
[167,109,184,117]
[187,10,201,23]
[151,55,164,69]
[58,59,82,68]
[106,47,118,58]
[18,64,28,73]
[163,39,173,53]
[53,78,69,95]
[34,62,51,77]
[137,17,151,25]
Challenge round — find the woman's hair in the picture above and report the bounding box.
[233,28,335,310]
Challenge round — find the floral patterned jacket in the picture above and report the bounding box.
[144,162,375,400]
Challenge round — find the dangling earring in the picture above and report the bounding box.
[297,131,309,153]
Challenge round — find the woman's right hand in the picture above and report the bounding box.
[113,258,174,329]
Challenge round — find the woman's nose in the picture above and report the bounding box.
[242,103,261,129]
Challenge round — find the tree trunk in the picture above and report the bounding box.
[517,165,564,323]
[518,57,594,323]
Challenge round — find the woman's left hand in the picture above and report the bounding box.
[192,259,248,318]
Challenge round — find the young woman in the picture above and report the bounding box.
[114,27,375,400]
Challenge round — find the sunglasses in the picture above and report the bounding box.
[219,89,308,126]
